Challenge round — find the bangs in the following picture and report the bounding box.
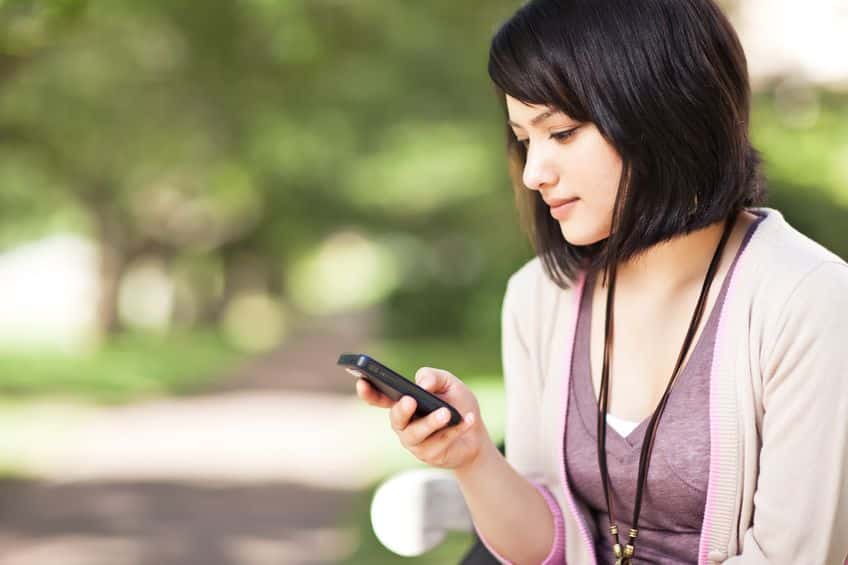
[487,3,589,124]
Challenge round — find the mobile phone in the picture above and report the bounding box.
[338,353,463,427]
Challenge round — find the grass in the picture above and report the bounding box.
[0,329,498,405]
[0,329,244,403]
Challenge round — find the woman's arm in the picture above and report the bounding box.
[453,439,562,565]
[450,269,566,565]
[726,261,848,564]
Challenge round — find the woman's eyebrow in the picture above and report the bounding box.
[507,109,563,129]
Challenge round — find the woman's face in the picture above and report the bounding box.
[505,95,623,246]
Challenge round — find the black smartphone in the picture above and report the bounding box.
[338,353,462,427]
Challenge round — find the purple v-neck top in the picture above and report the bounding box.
[564,216,763,564]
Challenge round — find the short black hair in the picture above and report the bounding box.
[488,0,767,289]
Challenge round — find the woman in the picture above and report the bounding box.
[356,0,848,563]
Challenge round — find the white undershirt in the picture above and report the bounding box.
[606,412,641,438]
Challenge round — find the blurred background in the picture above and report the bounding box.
[0,1,844,563]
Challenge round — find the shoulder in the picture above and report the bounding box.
[744,207,848,359]
[773,260,848,333]
[501,256,585,365]
[504,256,546,300]
[746,206,846,278]
[742,207,848,310]
[503,255,582,313]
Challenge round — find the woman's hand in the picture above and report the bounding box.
[355,367,490,471]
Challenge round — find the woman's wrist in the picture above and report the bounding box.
[453,431,502,479]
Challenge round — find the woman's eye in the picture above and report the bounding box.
[551,128,577,142]
[516,128,577,148]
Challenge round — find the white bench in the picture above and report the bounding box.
[370,468,474,556]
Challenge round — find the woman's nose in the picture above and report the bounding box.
[522,148,558,191]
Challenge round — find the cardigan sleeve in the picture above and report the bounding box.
[471,272,566,565]
[725,261,848,564]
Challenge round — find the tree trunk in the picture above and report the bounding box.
[95,239,126,336]
[90,201,128,338]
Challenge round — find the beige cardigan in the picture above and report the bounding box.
[480,207,848,564]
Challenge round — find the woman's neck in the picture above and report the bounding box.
[603,217,735,296]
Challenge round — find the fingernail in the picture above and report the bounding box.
[437,408,449,421]
[419,376,431,388]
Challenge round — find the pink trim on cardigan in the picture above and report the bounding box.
[697,280,726,564]
[533,481,567,564]
[471,480,565,564]
[559,270,599,563]
[698,288,726,564]
[698,212,761,564]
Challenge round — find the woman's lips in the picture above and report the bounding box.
[549,198,579,220]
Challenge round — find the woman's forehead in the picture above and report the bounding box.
[506,97,569,128]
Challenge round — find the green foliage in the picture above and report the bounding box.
[0,0,845,380]
[0,330,243,402]
[752,90,848,259]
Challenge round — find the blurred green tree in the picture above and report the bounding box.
[0,0,844,348]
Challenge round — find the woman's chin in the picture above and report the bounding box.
[559,222,607,246]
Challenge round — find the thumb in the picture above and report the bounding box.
[415,367,455,393]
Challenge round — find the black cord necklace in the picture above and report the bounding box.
[596,212,738,564]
